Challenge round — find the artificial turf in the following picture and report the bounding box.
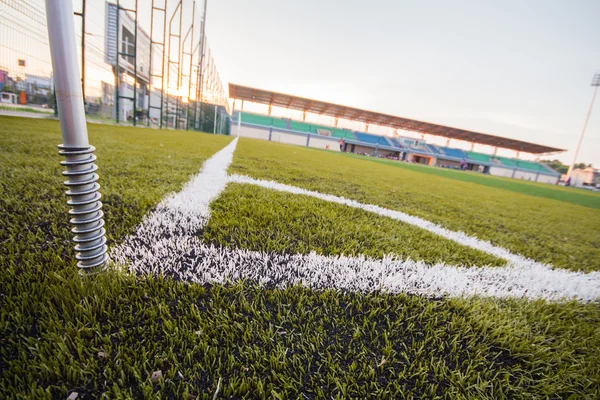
[230,138,600,272]
[345,153,600,210]
[203,183,505,267]
[1,116,600,398]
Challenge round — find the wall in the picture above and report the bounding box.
[308,136,340,151]
[238,125,271,140]
[535,174,559,184]
[271,130,308,146]
[514,169,539,181]
[489,166,515,178]
[490,166,558,183]
[237,124,340,150]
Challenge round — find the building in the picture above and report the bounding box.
[570,167,600,187]
[229,84,563,184]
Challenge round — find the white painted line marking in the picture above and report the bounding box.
[110,138,600,302]
[228,175,536,268]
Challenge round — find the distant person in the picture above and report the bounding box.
[460,159,466,170]
[339,138,345,151]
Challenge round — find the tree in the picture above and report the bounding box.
[540,159,568,174]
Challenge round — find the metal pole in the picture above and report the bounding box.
[132,0,138,126]
[115,1,120,124]
[160,4,167,128]
[237,110,241,137]
[196,0,207,131]
[566,75,600,180]
[186,1,196,130]
[45,0,108,272]
[213,104,217,134]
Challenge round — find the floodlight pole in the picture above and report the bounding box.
[45,0,108,272]
[566,72,600,180]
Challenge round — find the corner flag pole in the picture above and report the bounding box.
[45,0,108,272]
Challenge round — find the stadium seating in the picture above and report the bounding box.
[241,112,273,126]
[438,147,466,159]
[514,160,553,172]
[354,132,391,146]
[271,118,288,130]
[289,120,311,133]
[466,151,492,164]
[426,144,443,155]
[389,137,404,148]
[497,157,518,167]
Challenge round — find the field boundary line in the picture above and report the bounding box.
[110,140,600,302]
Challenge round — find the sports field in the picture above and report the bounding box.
[1,116,600,398]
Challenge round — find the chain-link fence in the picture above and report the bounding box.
[0,0,229,133]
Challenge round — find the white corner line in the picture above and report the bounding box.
[110,138,600,302]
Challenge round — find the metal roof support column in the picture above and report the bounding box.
[213,104,217,133]
[493,147,498,156]
[470,143,475,151]
[268,104,272,116]
[241,100,244,111]
[334,117,339,127]
[302,111,306,121]
[365,123,369,132]
[446,138,450,147]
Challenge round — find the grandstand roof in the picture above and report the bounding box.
[229,84,565,154]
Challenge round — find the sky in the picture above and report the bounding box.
[203,0,600,165]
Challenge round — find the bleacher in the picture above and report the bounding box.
[462,153,555,173]
[238,112,557,175]
[240,112,356,139]
[289,120,311,133]
[241,113,273,126]
[466,151,492,164]
[389,137,404,149]
[426,144,443,155]
[408,144,432,154]
[354,132,393,147]
[497,157,518,168]
[438,147,467,159]
[514,159,555,172]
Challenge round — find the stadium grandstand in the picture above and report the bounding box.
[229,84,563,184]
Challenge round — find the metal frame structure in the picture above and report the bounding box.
[229,84,565,154]
[194,0,208,131]
[115,0,139,126]
[148,0,168,128]
[181,1,196,130]
[166,0,183,129]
